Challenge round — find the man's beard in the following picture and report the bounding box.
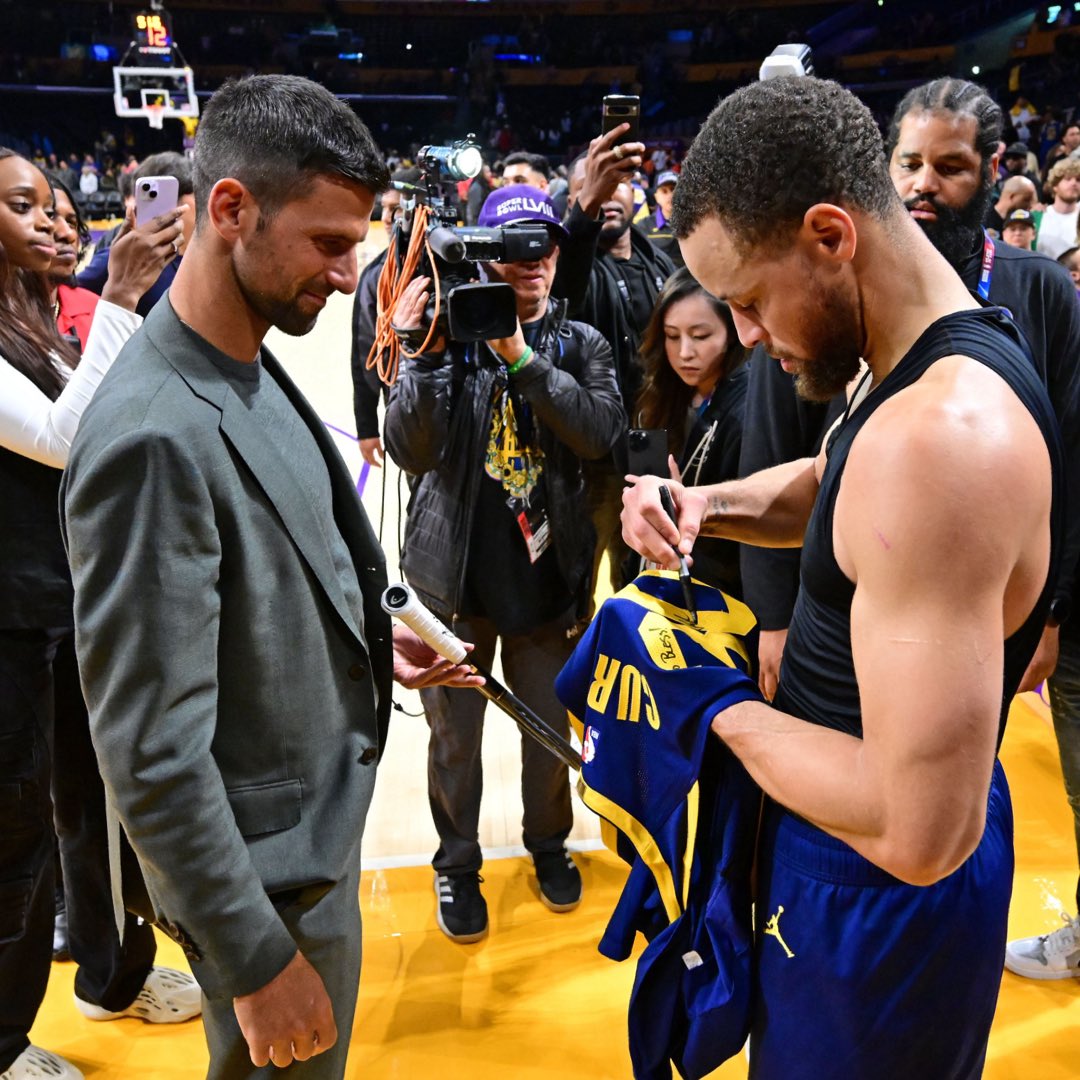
[904,182,994,268]
[788,278,863,403]
[599,215,631,249]
[234,260,323,338]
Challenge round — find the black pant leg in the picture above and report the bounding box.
[0,628,61,1072]
[51,632,156,1011]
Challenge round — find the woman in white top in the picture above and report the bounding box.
[0,148,193,1080]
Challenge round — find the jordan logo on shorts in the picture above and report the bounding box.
[764,905,795,959]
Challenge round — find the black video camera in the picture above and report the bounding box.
[393,136,556,343]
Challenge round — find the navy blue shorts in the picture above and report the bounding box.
[750,759,1013,1080]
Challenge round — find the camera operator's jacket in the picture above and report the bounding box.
[384,298,625,627]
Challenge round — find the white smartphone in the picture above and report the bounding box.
[134,175,179,227]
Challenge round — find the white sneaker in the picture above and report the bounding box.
[74,965,202,1023]
[1005,912,1080,980]
[0,1046,83,1080]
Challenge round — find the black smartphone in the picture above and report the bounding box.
[601,95,641,144]
[625,428,669,478]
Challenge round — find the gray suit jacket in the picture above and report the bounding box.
[60,298,393,1000]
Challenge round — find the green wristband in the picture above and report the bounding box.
[507,345,534,374]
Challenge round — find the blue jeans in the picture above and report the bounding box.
[1047,632,1080,913]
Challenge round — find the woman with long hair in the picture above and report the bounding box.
[635,266,748,598]
[0,147,194,1080]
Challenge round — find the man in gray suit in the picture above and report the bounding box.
[60,76,479,1078]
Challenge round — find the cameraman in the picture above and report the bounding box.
[384,185,624,944]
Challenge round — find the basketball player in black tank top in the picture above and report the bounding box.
[622,77,1062,1078]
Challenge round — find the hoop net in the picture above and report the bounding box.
[146,103,165,130]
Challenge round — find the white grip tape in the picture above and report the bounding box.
[381,583,469,665]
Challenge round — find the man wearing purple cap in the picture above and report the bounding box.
[643,170,683,267]
[384,185,625,943]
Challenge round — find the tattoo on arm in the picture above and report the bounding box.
[707,495,729,518]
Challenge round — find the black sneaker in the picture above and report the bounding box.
[434,872,488,943]
[534,849,582,912]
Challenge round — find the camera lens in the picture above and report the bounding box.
[148,189,157,199]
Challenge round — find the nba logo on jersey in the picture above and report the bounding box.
[582,725,599,764]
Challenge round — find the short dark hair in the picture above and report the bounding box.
[670,76,900,250]
[504,151,551,180]
[391,166,422,186]
[192,75,388,224]
[885,78,1003,171]
[133,152,194,197]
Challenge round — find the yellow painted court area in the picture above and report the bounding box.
[27,693,1079,1078]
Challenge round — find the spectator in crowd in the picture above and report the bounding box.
[1036,157,1080,260]
[501,151,551,192]
[1047,121,1080,167]
[0,146,192,1080]
[61,75,476,1079]
[986,174,1038,234]
[78,156,98,196]
[633,267,747,594]
[1058,245,1080,292]
[384,185,624,944]
[1002,207,1037,249]
[79,152,194,317]
[998,141,1041,193]
[350,166,420,467]
[45,172,96,349]
[641,169,682,266]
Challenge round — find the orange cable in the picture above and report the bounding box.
[366,203,447,387]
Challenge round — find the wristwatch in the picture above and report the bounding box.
[1049,596,1072,627]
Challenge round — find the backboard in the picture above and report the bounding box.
[113,66,199,122]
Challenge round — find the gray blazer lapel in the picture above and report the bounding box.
[219,391,365,645]
[143,300,366,646]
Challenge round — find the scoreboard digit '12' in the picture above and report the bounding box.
[134,9,173,51]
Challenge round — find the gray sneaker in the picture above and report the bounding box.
[1004,912,1080,980]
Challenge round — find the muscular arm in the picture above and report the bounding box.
[621,457,819,569]
[711,377,1051,884]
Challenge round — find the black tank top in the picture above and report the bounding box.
[774,308,1063,749]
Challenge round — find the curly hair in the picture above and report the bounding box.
[1047,156,1080,192]
[885,79,1002,171]
[635,268,746,455]
[670,76,899,250]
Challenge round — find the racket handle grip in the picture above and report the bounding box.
[381,583,468,665]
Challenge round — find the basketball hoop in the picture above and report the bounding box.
[146,103,165,130]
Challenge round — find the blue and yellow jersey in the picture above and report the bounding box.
[555,571,763,1079]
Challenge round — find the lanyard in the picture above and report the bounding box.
[977,229,995,301]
